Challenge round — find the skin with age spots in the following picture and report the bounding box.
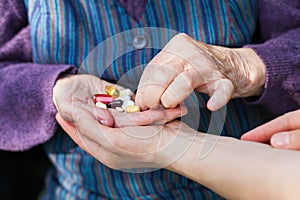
[135,33,266,111]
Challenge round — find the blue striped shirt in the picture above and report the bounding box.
[26,0,272,199]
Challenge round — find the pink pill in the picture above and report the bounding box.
[93,94,114,104]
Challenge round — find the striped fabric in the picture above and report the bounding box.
[26,0,272,199]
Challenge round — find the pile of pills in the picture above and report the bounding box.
[93,85,140,113]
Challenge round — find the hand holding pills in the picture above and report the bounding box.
[56,112,196,170]
[135,33,266,111]
[53,74,186,129]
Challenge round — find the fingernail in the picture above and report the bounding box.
[99,120,107,125]
[208,101,217,110]
[271,132,289,147]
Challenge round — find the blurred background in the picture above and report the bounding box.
[0,145,50,200]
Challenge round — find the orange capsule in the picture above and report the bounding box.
[105,85,120,98]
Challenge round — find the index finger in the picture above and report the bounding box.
[241,110,300,142]
[135,51,184,109]
[110,105,187,127]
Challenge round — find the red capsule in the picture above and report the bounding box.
[93,94,114,104]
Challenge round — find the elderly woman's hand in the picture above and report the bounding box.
[135,33,266,111]
[241,109,300,150]
[53,74,115,126]
[55,112,197,170]
[53,74,186,128]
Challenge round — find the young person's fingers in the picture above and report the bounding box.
[241,110,300,143]
[271,129,300,150]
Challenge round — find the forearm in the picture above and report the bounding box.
[0,62,77,151]
[166,135,300,199]
[0,1,79,151]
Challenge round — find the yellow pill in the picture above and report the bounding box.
[105,85,120,98]
[125,105,140,113]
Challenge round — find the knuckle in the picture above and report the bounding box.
[78,122,90,135]
[168,33,191,49]
[161,96,176,109]
[282,113,294,129]
[173,33,190,42]
[177,72,193,88]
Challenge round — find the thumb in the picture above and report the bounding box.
[161,70,195,108]
[271,130,300,151]
[207,79,234,111]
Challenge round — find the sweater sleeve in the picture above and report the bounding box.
[0,1,77,151]
[245,0,300,116]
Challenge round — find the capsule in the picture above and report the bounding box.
[107,100,123,109]
[115,107,124,112]
[119,89,132,97]
[93,94,114,104]
[125,105,140,113]
[95,101,107,109]
[122,100,135,110]
[115,95,130,102]
[105,85,120,98]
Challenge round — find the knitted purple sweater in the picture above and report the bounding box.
[0,0,299,151]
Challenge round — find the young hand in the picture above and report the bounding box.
[241,110,300,150]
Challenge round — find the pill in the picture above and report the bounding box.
[107,100,123,109]
[125,105,140,113]
[119,89,131,97]
[95,101,107,109]
[105,85,120,98]
[122,100,135,109]
[115,95,130,102]
[93,94,114,104]
[115,107,124,112]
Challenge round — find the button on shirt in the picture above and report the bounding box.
[133,35,148,49]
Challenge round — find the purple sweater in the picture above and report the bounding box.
[0,0,299,151]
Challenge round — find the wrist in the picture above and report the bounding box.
[231,48,266,97]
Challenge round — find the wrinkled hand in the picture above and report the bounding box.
[136,33,266,111]
[241,110,300,150]
[56,112,198,170]
[53,74,186,128]
[53,74,115,126]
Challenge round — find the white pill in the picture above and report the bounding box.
[115,107,124,112]
[95,102,107,109]
[119,89,132,97]
[115,95,130,102]
[122,100,135,109]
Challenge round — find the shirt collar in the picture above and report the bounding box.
[117,0,147,21]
